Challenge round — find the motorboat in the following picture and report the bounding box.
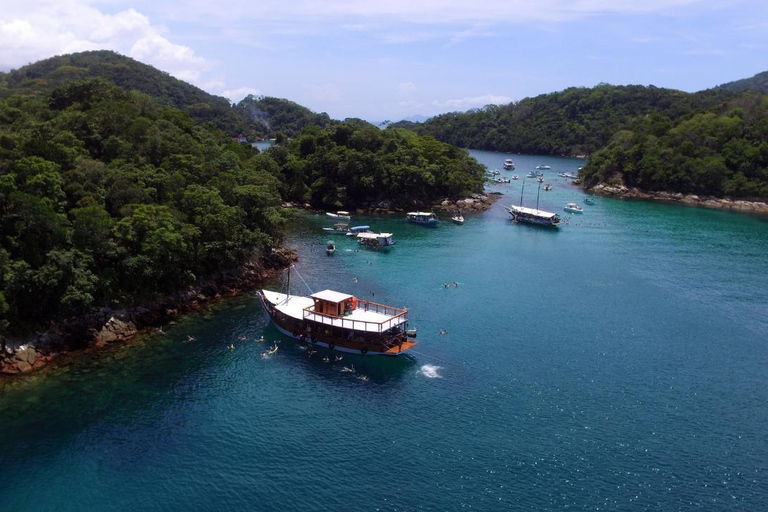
[544,184,552,191]
[503,159,515,170]
[407,211,439,227]
[326,241,336,255]
[451,212,465,224]
[537,176,544,183]
[326,210,351,220]
[584,197,595,205]
[346,225,373,236]
[512,175,519,180]
[535,165,551,170]
[564,202,584,213]
[322,222,349,234]
[488,169,501,176]
[357,232,396,248]
[496,177,510,183]
[258,277,417,356]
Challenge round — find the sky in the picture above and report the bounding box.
[2,0,768,122]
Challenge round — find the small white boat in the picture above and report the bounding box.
[346,225,373,236]
[535,165,551,170]
[564,202,583,213]
[503,159,515,170]
[322,222,349,234]
[512,175,519,180]
[407,211,439,227]
[496,177,510,183]
[527,172,537,178]
[544,184,552,191]
[326,210,351,220]
[326,241,336,255]
[488,169,501,176]
[357,232,396,248]
[537,176,544,183]
[451,212,465,224]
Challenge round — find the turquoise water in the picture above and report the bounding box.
[2,150,768,510]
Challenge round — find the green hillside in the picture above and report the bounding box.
[389,84,734,156]
[0,78,286,336]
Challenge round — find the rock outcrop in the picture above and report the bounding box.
[1,249,298,376]
[589,183,768,215]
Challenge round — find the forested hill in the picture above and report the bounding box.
[389,84,734,156]
[0,79,287,336]
[235,95,331,138]
[716,70,768,94]
[0,51,332,139]
[580,91,768,200]
[265,123,486,209]
[0,50,250,136]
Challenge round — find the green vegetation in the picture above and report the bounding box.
[0,51,333,140]
[581,92,768,199]
[390,84,733,156]
[236,95,331,138]
[266,123,486,209]
[716,70,768,94]
[0,79,286,337]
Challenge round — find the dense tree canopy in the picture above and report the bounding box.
[265,123,486,209]
[389,84,733,156]
[580,93,768,199]
[0,79,286,336]
[235,95,331,138]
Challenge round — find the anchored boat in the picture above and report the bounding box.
[407,211,439,227]
[258,275,417,356]
[326,210,351,220]
[357,232,396,248]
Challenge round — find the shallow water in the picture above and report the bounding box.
[2,151,767,511]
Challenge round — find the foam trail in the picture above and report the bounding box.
[419,364,443,379]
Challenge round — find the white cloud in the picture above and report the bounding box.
[432,94,512,109]
[0,0,210,86]
[398,81,417,94]
[219,86,262,103]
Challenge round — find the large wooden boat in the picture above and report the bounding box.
[504,204,562,227]
[258,286,417,356]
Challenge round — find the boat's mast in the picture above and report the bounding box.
[286,265,291,296]
[520,177,526,207]
[536,182,541,211]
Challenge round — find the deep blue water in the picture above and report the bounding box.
[2,150,768,511]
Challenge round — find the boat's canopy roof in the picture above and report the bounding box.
[357,232,393,239]
[336,211,350,215]
[311,289,354,303]
[565,203,579,207]
[349,225,370,231]
[407,211,436,216]
[508,205,558,219]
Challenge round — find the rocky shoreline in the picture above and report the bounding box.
[1,248,298,377]
[589,183,768,215]
[288,192,504,216]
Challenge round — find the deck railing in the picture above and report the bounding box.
[302,299,408,333]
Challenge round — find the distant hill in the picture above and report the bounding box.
[235,95,331,138]
[716,70,768,94]
[388,84,735,156]
[0,51,333,139]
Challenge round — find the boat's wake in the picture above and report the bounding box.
[419,364,443,379]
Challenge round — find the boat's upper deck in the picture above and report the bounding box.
[262,290,408,333]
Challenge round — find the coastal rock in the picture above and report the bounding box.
[589,183,768,216]
[93,317,138,347]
